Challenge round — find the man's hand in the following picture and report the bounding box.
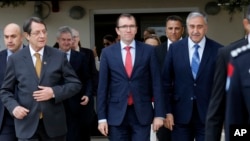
[164,113,174,131]
[33,86,54,101]
[12,106,29,119]
[98,122,108,136]
[80,96,89,105]
[152,117,164,132]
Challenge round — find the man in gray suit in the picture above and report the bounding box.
[0,17,82,141]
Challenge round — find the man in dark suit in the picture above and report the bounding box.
[0,17,82,141]
[71,28,99,137]
[155,15,184,141]
[71,28,99,96]
[162,12,223,141]
[97,13,165,141]
[205,6,250,141]
[155,15,184,69]
[0,23,24,141]
[56,26,93,141]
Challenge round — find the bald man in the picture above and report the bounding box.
[0,23,24,140]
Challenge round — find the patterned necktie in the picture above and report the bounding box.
[191,44,200,79]
[125,46,133,105]
[34,53,42,78]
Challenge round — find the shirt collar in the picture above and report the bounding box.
[66,49,71,55]
[7,44,23,57]
[29,45,44,57]
[7,49,13,57]
[120,40,136,49]
[188,36,206,49]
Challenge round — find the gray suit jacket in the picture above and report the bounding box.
[0,46,82,138]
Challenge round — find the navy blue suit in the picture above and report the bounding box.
[97,41,165,141]
[155,40,172,141]
[0,49,17,141]
[79,47,98,96]
[64,49,94,141]
[162,37,222,141]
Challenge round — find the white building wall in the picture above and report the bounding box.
[0,0,245,50]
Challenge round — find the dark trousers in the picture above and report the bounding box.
[109,105,151,141]
[18,120,66,141]
[0,124,17,141]
[172,101,205,141]
[66,116,92,141]
[156,126,171,141]
[0,112,17,141]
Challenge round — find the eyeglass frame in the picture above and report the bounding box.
[117,25,137,29]
[30,30,47,36]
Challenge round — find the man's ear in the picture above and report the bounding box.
[242,19,250,34]
[23,32,30,40]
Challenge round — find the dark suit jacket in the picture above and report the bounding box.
[79,47,98,96]
[162,37,223,124]
[0,46,82,138]
[225,47,250,141]
[155,41,168,69]
[64,49,95,122]
[0,50,15,134]
[205,38,247,141]
[97,41,165,126]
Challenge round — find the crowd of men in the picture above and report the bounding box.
[1,6,250,141]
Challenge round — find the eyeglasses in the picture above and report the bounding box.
[30,30,47,36]
[117,25,137,29]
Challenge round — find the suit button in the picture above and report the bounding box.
[190,97,193,100]
[193,83,197,86]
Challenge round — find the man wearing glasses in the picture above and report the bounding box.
[0,17,82,141]
[97,13,165,141]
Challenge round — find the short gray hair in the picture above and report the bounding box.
[56,26,73,39]
[186,12,208,25]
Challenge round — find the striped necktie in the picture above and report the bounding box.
[191,44,200,79]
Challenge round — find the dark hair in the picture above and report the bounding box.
[116,13,137,27]
[159,35,167,43]
[23,16,47,35]
[103,34,116,42]
[166,15,184,27]
[144,27,155,34]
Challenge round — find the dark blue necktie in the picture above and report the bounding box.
[191,44,200,79]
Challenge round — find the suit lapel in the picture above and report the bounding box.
[132,41,143,78]
[22,47,39,82]
[113,44,128,78]
[69,50,77,67]
[39,46,50,83]
[181,38,194,79]
[196,39,212,79]
[0,50,7,72]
